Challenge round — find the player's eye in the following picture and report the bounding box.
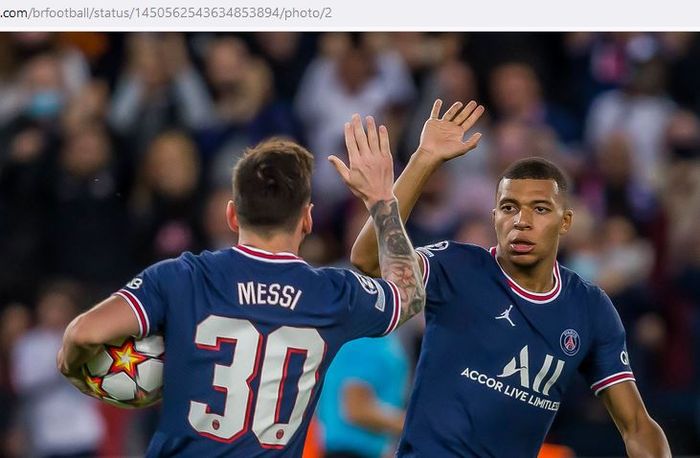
[535,206,551,214]
[500,205,516,213]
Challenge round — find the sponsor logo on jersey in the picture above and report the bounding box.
[620,350,629,366]
[497,345,565,396]
[126,277,143,289]
[349,271,385,312]
[418,241,449,256]
[460,345,565,412]
[373,281,386,312]
[350,271,378,295]
[495,304,516,327]
[559,329,580,356]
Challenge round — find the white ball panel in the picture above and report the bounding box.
[136,359,164,393]
[85,351,114,377]
[134,335,164,357]
[102,372,137,401]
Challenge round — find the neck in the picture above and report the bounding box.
[237,229,301,256]
[496,248,556,292]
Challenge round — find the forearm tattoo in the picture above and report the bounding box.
[370,199,426,326]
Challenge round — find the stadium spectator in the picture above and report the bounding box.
[11,281,104,458]
[198,36,300,186]
[295,33,415,223]
[489,61,580,144]
[108,33,213,156]
[585,49,677,195]
[49,122,131,296]
[130,130,204,268]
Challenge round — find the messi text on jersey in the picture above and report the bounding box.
[237,282,303,310]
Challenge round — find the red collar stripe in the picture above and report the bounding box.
[489,247,562,304]
[233,245,307,264]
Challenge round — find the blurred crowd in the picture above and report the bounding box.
[1,32,699,457]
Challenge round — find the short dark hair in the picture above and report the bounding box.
[232,139,314,233]
[498,157,570,200]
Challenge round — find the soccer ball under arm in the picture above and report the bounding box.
[82,335,164,408]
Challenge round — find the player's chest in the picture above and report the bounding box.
[430,290,590,378]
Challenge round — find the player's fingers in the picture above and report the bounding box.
[351,113,369,155]
[440,101,463,122]
[328,155,351,183]
[453,100,478,125]
[366,116,381,155]
[344,122,360,164]
[461,105,486,130]
[378,125,392,158]
[461,132,483,151]
[429,99,443,119]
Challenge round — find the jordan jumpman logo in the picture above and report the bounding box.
[496,305,516,327]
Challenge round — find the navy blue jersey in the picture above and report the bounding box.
[113,245,401,457]
[398,242,634,458]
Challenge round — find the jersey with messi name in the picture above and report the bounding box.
[397,242,634,458]
[113,244,401,458]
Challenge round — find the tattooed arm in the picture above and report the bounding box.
[369,199,425,325]
[329,114,426,325]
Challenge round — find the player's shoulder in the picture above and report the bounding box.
[141,251,195,276]
[559,264,613,310]
[313,265,372,287]
[417,240,491,265]
[165,249,216,270]
[313,265,386,299]
[147,249,231,278]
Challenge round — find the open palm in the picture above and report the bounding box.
[418,99,485,162]
[328,114,395,209]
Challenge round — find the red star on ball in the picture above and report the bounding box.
[106,338,147,379]
[84,373,107,397]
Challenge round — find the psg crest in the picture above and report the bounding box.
[560,329,580,356]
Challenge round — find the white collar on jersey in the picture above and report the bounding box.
[232,244,307,264]
[489,246,562,304]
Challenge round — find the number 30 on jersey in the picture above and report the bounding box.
[188,316,325,448]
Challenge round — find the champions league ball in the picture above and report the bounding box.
[82,335,164,408]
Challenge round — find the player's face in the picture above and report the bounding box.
[493,179,572,268]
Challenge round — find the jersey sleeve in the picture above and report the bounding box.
[580,289,635,396]
[415,241,453,307]
[112,257,187,338]
[326,268,401,340]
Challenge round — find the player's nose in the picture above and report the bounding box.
[513,210,532,229]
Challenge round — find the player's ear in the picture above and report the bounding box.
[226,200,240,234]
[491,208,496,226]
[302,203,313,236]
[559,209,573,235]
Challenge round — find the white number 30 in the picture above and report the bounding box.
[188,316,325,447]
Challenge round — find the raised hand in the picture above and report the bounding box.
[417,99,485,163]
[329,114,395,209]
[331,114,426,327]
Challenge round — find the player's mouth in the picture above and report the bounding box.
[509,239,535,254]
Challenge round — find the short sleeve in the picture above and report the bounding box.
[327,268,401,341]
[113,258,184,338]
[415,241,452,306]
[580,289,635,396]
